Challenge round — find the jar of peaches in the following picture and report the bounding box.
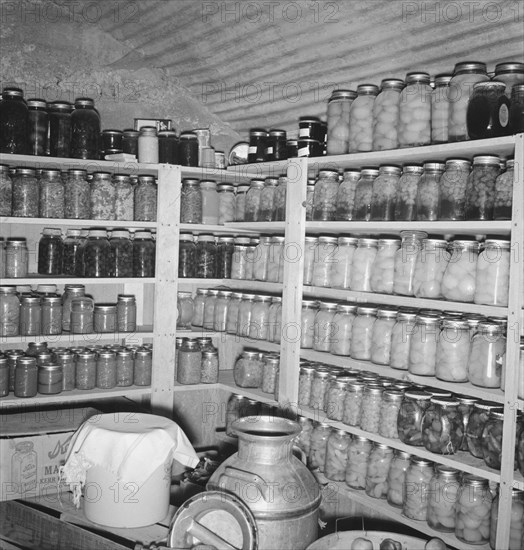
[441,240,479,302]
[412,238,450,299]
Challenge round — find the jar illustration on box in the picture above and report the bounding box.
[11,441,37,494]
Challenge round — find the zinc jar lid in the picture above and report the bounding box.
[423,162,445,171]
[27,99,47,108]
[379,165,401,175]
[405,72,431,85]
[249,128,268,137]
[360,168,379,177]
[329,89,357,101]
[139,126,157,136]
[356,306,377,315]
[269,129,287,137]
[433,74,453,86]
[495,61,524,74]
[2,87,24,98]
[88,229,108,238]
[49,101,73,111]
[380,78,405,91]
[453,61,487,74]
[180,132,198,140]
[17,168,37,176]
[356,84,379,95]
[74,97,95,107]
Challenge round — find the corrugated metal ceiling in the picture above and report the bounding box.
[93,0,523,137]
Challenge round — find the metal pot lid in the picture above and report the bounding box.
[168,490,258,550]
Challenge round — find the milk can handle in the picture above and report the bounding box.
[217,466,271,502]
[292,445,307,464]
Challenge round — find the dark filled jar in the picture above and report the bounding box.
[39,169,65,218]
[180,178,202,223]
[158,130,179,163]
[27,99,48,156]
[65,169,90,219]
[266,129,287,161]
[178,132,199,166]
[48,101,72,157]
[178,233,196,278]
[110,230,133,277]
[84,229,110,277]
[100,129,123,157]
[122,129,139,156]
[0,87,28,154]
[466,81,508,139]
[0,164,12,216]
[287,139,298,158]
[299,117,323,141]
[132,230,155,277]
[509,83,524,133]
[70,98,100,159]
[195,235,217,278]
[297,138,323,158]
[38,228,63,275]
[216,236,234,278]
[248,128,268,163]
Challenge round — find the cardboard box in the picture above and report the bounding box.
[134,118,172,132]
[0,406,99,502]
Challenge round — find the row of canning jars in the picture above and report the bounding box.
[303,233,510,306]
[296,418,524,549]
[225,394,275,436]
[0,342,152,398]
[325,62,524,155]
[301,302,511,389]
[23,227,156,278]
[180,177,288,225]
[0,165,157,221]
[178,234,287,282]
[183,289,283,343]
[233,350,280,397]
[311,156,512,223]
[175,337,219,385]
[0,284,136,337]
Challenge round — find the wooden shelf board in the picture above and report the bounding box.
[222,222,286,233]
[217,370,278,404]
[177,279,283,293]
[300,349,506,403]
[181,166,252,184]
[179,223,259,235]
[172,381,219,392]
[0,216,157,229]
[0,276,155,285]
[303,285,508,318]
[0,386,151,409]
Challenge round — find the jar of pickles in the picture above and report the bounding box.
[394,165,423,221]
[427,465,460,532]
[62,229,82,276]
[490,487,524,550]
[370,165,401,221]
[378,390,403,438]
[233,350,262,388]
[439,159,471,220]
[468,321,505,388]
[415,162,444,221]
[370,239,399,294]
[353,168,378,221]
[474,239,510,306]
[403,457,434,521]
[330,304,356,356]
[370,308,397,365]
[350,306,376,360]
[325,378,348,421]
[298,365,315,407]
[84,229,111,277]
[372,79,404,151]
[398,390,432,446]
[273,177,287,221]
[441,240,479,302]
[38,228,63,276]
[309,368,330,410]
[386,450,411,508]
[313,302,337,353]
[422,397,463,455]
[465,155,500,220]
[435,318,471,382]
[312,170,339,221]
[455,475,492,545]
[312,236,338,287]
[431,74,452,143]
[345,435,372,489]
[365,444,393,499]
[308,422,331,472]
[390,311,417,370]
[412,238,450,298]
[180,179,202,223]
[481,408,506,470]
[350,238,378,292]
[360,385,383,433]
[348,84,378,152]
[335,170,360,220]
[178,234,196,278]
[465,401,498,458]
[342,381,364,427]
[132,230,155,278]
[195,235,216,278]
[300,300,318,349]
[324,428,351,481]
[215,236,234,278]
[393,231,426,296]
[398,72,432,147]
[494,159,514,219]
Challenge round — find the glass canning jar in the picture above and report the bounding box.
[466,401,499,458]
[469,321,505,388]
[252,235,270,281]
[273,176,288,221]
[330,304,356,356]
[258,177,278,221]
[398,390,433,446]
[200,180,219,225]
[308,422,331,472]
[38,228,63,275]
[326,379,348,421]
[134,175,157,222]
[365,443,393,499]
[61,284,84,331]
[248,295,271,340]
[96,351,117,389]
[402,457,434,521]
[134,348,153,386]
[393,230,426,295]
[378,389,403,439]
[302,236,318,286]
[313,301,337,352]
[70,296,94,334]
[62,228,82,276]
[474,239,510,306]
[157,130,178,163]
[312,236,338,287]
[39,169,64,218]
[298,365,315,407]
[427,465,460,533]
[345,435,373,489]
[116,294,136,333]
[353,168,378,221]
[398,72,432,147]
[41,296,62,336]
[370,165,401,221]
[490,487,524,550]
[14,357,38,398]
[305,183,314,220]
[467,81,508,139]
[75,350,97,389]
[247,129,267,163]
[431,74,452,143]
[233,350,262,388]
[177,340,202,385]
[390,311,417,370]
[244,179,264,222]
[519,424,524,477]
[465,155,500,220]
[394,165,423,221]
[90,172,115,220]
[201,350,219,384]
[421,397,463,455]
[225,292,242,334]
[234,184,248,221]
[261,355,279,394]
[510,83,524,133]
[47,101,72,157]
[12,168,38,217]
[309,368,330,410]
[494,61,524,97]
[441,239,479,302]
[439,158,471,220]
[350,306,376,360]
[84,229,110,277]
[202,289,219,330]
[342,380,365,427]
[213,290,231,332]
[180,179,202,223]
[137,126,158,163]
[109,230,133,277]
[435,319,471,382]
[370,238,399,294]
[456,475,492,545]
[300,300,318,349]
[230,237,251,280]
[350,238,378,292]
[457,396,477,452]
[191,288,208,327]
[481,408,509,470]
[178,234,196,278]
[266,129,287,161]
[132,230,155,276]
[194,235,216,278]
[237,294,255,337]
[312,170,340,221]
[178,132,198,166]
[415,162,444,221]
[386,450,411,508]
[326,90,356,155]
[372,78,404,151]
[448,62,489,141]
[408,314,440,376]
[5,238,28,278]
[324,429,351,481]
[71,98,100,159]
[0,286,20,337]
[348,84,378,152]
[115,349,134,387]
[0,164,12,216]
[360,385,383,433]
[216,236,234,278]
[371,308,397,365]
[335,170,360,221]
[0,87,28,154]
[177,291,194,329]
[268,297,282,343]
[494,159,514,220]
[217,184,235,224]
[327,236,356,289]
[19,296,41,336]
[113,174,134,221]
[266,236,284,283]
